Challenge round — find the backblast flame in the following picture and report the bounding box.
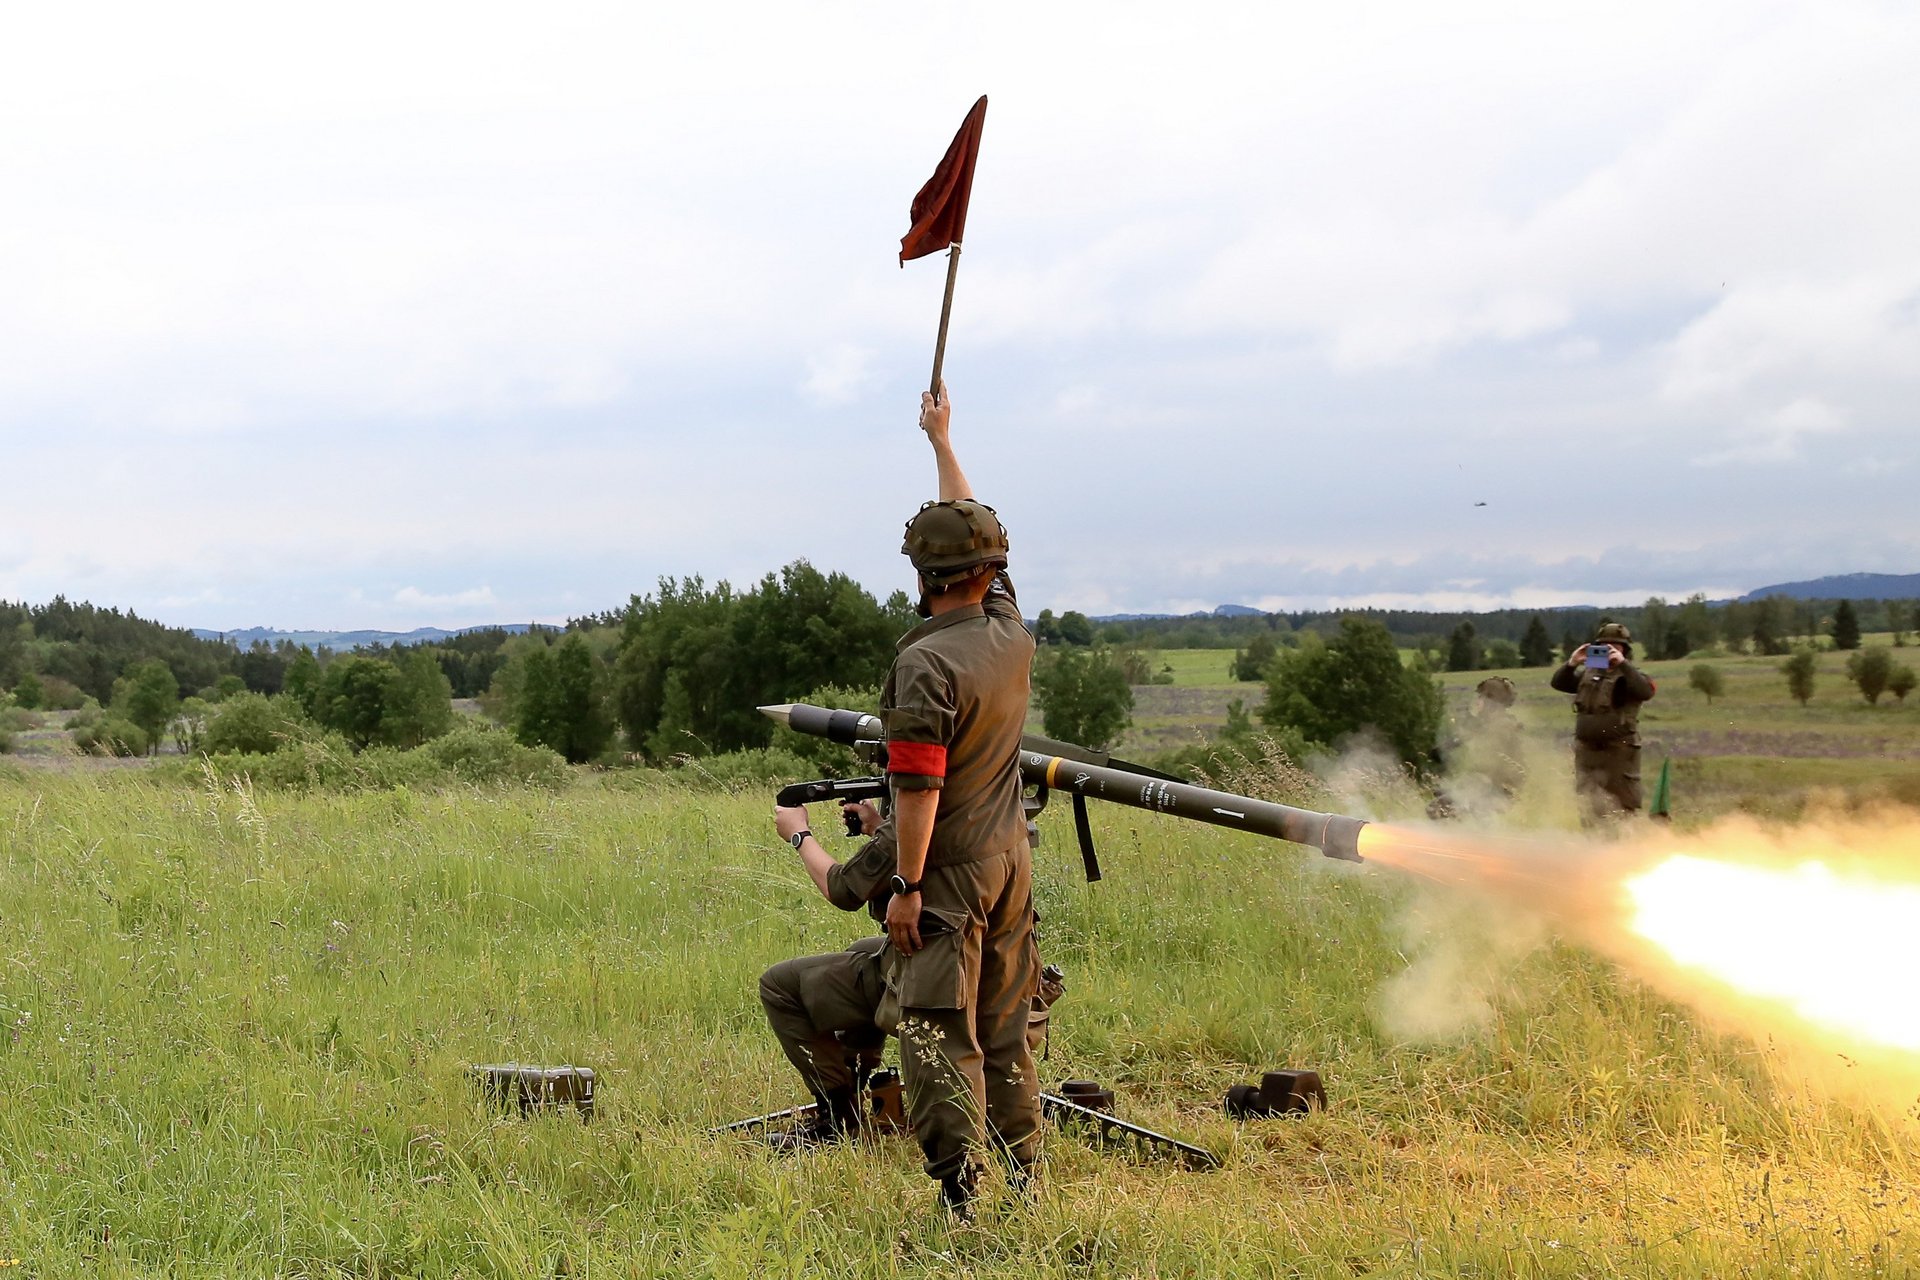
[1352,812,1920,1085]
[1624,855,1920,1053]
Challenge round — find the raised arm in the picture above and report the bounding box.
[919,381,972,502]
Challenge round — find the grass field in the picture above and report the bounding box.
[1127,642,1920,820]
[3,766,1918,1277]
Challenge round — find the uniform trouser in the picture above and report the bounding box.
[1573,740,1641,821]
[894,845,1041,1182]
[758,943,887,1099]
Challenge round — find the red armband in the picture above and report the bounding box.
[887,741,948,778]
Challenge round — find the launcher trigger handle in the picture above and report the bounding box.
[842,806,864,837]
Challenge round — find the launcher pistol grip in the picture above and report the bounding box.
[774,776,890,834]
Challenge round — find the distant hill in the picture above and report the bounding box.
[1739,573,1920,602]
[191,623,538,649]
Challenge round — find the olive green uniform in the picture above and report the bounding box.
[1549,659,1657,820]
[881,572,1039,1183]
[758,935,892,1103]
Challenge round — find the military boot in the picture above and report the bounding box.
[764,1086,861,1154]
[937,1162,981,1223]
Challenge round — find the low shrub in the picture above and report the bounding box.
[421,723,570,788]
[664,746,814,792]
[73,717,149,757]
[193,723,569,793]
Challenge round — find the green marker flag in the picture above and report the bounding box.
[1648,755,1673,821]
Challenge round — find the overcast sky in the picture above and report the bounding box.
[2,1,1915,630]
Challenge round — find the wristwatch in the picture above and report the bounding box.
[889,873,924,896]
[788,830,812,851]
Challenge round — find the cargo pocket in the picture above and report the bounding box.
[895,905,971,1012]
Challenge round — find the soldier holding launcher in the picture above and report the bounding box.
[772,382,1039,1220]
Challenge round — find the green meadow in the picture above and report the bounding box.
[3,759,1918,1277]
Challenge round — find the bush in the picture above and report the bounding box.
[1782,648,1817,705]
[11,671,44,709]
[73,717,149,757]
[1889,664,1916,704]
[1263,618,1444,769]
[191,722,570,793]
[1032,646,1134,750]
[203,692,308,756]
[1846,648,1895,705]
[1483,639,1522,670]
[1688,664,1725,704]
[422,723,570,788]
[665,746,813,792]
[30,675,86,711]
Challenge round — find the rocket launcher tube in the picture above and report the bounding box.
[1020,750,1366,862]
[760,703,1366,862]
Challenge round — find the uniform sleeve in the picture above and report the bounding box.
[1548,663,1580,694]
[1616,663,1657,703]
[826,823,897,911]
[983,570,1020,622]
[883,650,954,791]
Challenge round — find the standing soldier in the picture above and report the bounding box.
[1549,623,1657,821]
[776,381,1037,1220]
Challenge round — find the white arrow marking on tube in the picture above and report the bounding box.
[1213,808,1246,819]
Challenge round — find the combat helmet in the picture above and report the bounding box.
[901,499,1009,586]
[1474,676,1517,706]
[1592,623,1634,646]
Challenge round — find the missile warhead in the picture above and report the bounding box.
[757,704,796,730]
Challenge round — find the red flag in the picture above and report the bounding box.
[899,96,988,265]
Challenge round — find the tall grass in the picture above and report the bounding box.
[2,770,1915,1276]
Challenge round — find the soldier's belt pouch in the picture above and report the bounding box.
[889,906,971,1015]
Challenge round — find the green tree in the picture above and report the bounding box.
[1262,617,1443,768]
[1781,648,1817,706]
[1750,596,1788,656]
[1676,593,1714,654]
[1056,610,1094,647]
[1831,599,1862,651]
[11,671,44,710]
[1889,663,1916,704]
[517,634,610,764]
[312,655,397,749]
[1445,621,1480,672]
[207,673,247,702]
[380,650,455,748]
[1519,615,1554,667]
[1033,609,1063,646]
[1639,597,1670,662]
[1846,647,1894,705]
[284,649,322,715]
[1231,633,1278,682]
[111,659,179,753]
[1687,663,1725,705]
[1031,646,1134,749]
[1484,639,1521,669]
[171,696,210,754]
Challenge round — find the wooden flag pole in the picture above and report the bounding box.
[928,243,962,401]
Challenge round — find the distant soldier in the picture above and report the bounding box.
[1549,623,1657,821]
[1429,676,1525,819]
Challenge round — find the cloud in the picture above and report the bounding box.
[392,586,498,610]
[1,2,1916,628]
[800,344,876,407]
[1692,397,1848,467]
